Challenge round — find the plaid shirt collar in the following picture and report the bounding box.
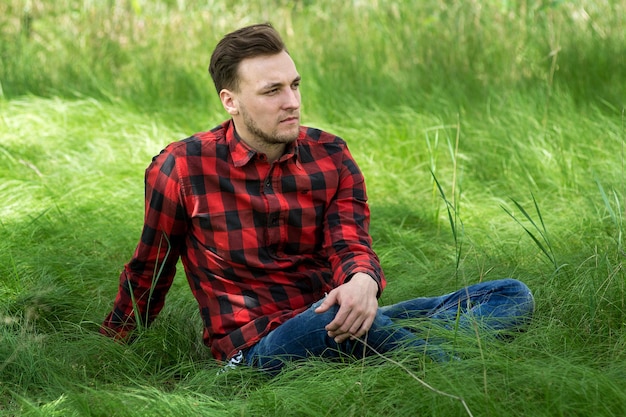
[227,120,301,167]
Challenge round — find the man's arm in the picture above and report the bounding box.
[101,148,187,340]
[318,141,386,343]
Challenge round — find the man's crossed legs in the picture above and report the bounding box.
[239,278,534,374]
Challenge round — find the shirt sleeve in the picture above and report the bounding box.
[323,144,386,296]
[101,147,188,340]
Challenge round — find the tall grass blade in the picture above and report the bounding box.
[431,170,463,273]
[596,179,624,255]
[502,194,558,270]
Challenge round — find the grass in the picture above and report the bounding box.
[1,0,626,416]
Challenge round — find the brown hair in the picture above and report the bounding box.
[209,23,287,93]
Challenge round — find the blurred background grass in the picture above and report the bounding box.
[1,1,624,114]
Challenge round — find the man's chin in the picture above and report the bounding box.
[277,127,300,143]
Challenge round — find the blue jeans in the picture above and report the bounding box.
[242,278,534,374]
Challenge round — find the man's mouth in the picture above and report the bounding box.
[280,116,299,124]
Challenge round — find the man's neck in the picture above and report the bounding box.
[233,123,287,163]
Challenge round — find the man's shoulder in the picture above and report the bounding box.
[161,121,229,156]
[193,121,229,144]
[300,126,346,146]
[297,126,352,165]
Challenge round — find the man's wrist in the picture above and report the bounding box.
[348,272,379,295]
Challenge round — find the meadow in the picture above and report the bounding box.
[1,0,625,415]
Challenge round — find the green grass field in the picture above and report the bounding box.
[1,0,625,415]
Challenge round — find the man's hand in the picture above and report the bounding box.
[314,272,379,343]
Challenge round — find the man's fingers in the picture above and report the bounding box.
[325,304,350,333]
[354,313,375,339]
[347,312,365,335]
[338,304,377,342]
[327,306,366,342]
[314,292,336,313]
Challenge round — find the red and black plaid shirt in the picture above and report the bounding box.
[101,120,386,362]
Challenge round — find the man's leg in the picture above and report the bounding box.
[244,278,533,374]
[379,278,534,333]
[244,298,433,374]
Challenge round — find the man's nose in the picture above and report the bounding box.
[283,88,300,109]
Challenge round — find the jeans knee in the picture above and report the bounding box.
[498,278,533,299]
[497,278,535,323]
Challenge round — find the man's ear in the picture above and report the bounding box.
[219,89,239,116]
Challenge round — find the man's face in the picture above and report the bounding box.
[221,50,301,150]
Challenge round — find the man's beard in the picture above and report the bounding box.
[241,107,300,145]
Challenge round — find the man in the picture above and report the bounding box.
[101,23,534,374]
